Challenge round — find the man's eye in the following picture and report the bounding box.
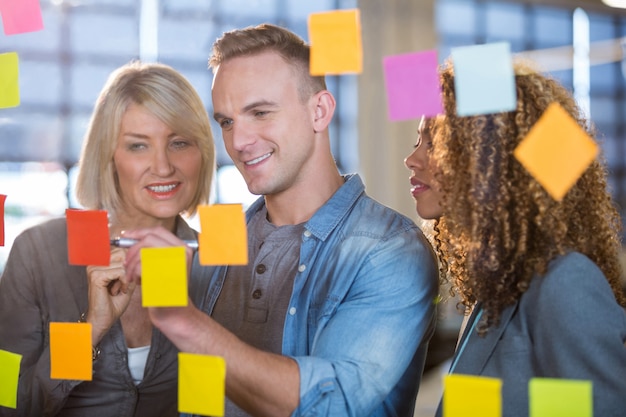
[220,119,233,128]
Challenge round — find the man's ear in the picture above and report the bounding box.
[312,90,336,133]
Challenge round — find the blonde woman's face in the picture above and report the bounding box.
[404,117,444,220]
[112,102,202,227]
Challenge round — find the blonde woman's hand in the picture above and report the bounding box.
[85,247,136,345]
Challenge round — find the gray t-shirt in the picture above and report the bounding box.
[212,206,303,416]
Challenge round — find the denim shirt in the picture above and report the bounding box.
[190,174,438,417]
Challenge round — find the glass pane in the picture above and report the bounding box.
[70,13,138,56]
[534,7,572,48]
[19,60,63,106]
[485,2,525,41]
[436,0,477,37]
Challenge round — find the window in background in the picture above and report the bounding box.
[0,0,358,273]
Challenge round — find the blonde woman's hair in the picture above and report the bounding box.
[75,61,215,219]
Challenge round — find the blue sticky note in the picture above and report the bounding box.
[383,50,443,121]
[451,42,516,116]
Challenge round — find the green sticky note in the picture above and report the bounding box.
[443,374,502,417]
[529,378,592,417]
[0,52,20,109]
[0,349,21,408]
[141,246,188,307]
[178,353,226,416]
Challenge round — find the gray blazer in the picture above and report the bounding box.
[436,252,626,417]
[0,216,200,417]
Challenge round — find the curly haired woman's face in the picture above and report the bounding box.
[404,117,444,220]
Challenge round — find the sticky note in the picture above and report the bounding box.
[383,50,443,121]
[49,322,92,380]
[529,378,592,417]
[0,349,21,409]
[141,246,188,307]
[66,209,110,266]
[0,194,6,246]
[443,374,502,417]
[178,353,226,416]
[451,42,516,116]
[0,52,20,109]
[198,204,247,266]
[0,0,44,35]
[514,103,598,201]
[308,9,362,75]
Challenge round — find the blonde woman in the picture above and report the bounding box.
[0,61,215,416]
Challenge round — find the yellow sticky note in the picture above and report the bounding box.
[141,246,188,307]
[0,52,20,109]
[178,353,226,416]
[198,204,248,266]
[308,9,363,75]
[49,322,92,381]
[513,103,598,201]
[0,349,21,408]
[443,374,502,417]
[529,378,592,417]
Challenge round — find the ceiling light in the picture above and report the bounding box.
[602,0,626,8]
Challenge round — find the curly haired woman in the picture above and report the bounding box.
[405,60,626,417]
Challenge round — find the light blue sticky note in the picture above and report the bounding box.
[451,42,516,116]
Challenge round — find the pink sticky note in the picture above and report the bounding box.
[0,0,44,35]
[383,50,443,121]
[0,194,6,246]
[66,209,110,266]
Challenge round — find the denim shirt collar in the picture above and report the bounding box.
[245,173,364,241]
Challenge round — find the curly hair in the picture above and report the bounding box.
[431,59,626,332]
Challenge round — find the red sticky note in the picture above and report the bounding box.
[0,194,6,246]
[66,209,110,266]
[0,0,44,35]
[383,50,444,121]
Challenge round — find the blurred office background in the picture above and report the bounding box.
[1,1,626,415]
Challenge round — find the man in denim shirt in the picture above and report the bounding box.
[123,23,438,417]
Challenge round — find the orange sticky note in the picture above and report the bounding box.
[0,349,21,409]
[308,9,363,75]
[49,322,92,381]
[141,246,188,307]
[529,378,592,417]
[443,374,502,417]
[0,52,20,109]
[198,204,247,266]
[0,194,6,246]
[66,209,110,266]
[0,0,44,35]
[514,103,598,201]
[178,353,226,416]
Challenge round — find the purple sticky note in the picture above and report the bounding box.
[0,0,44,35]
[383,50,443,121]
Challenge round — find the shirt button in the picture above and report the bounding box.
[252,289,263,299]
[303,230,311,238]
[289,307,296,315]
[298,264,306,272]
[255,264,266,274]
